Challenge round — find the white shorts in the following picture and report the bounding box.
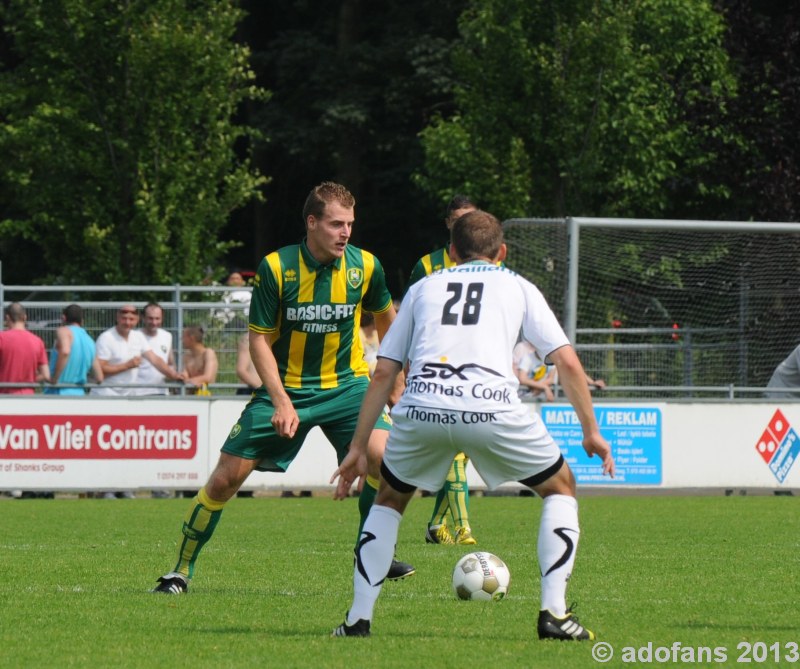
[382,403,562,491]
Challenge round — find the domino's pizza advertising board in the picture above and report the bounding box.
[754,408,800,484]
[541,405,662,485]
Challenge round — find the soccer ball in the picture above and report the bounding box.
[452,551,511,601]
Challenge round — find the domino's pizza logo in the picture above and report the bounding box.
[755,409,800,483]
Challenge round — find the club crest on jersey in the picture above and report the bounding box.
[347,267,363,289]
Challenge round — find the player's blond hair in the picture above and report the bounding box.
[302,182,355,225]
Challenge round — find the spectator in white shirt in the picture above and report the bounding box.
[91,304,184,396]
[137,302,179,396]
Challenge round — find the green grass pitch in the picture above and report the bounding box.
[1,494,797,668]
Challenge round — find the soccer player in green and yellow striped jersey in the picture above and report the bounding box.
[153,182,414,595]
[409,194,480,547]
[407,245,457,285]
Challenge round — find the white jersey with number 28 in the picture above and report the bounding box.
[381,262,570,413]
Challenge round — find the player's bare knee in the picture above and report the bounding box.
[207,455,253,501]
[522,459,576,498]
[375,485,414,513]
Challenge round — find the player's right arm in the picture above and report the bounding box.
[250,330,298,438]
[249,253,299,438]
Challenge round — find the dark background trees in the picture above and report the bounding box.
[224,0,466,293]
[718,0,800,222]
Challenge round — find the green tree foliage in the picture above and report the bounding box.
[0,0,266,285]
[415,0,739,220]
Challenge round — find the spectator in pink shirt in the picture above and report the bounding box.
[0,302,50,394]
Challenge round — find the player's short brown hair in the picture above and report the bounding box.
[450,210,503,261]
[302,182,355,224]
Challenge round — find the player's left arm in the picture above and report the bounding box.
[550,345,615,477]
[331,356,403,499]
[373,305,405,406]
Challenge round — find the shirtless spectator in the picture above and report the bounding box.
[181,325,218,393]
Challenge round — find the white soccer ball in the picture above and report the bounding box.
[452,551,511,601]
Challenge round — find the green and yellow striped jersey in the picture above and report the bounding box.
[408,247,456,286]
[250,240,392,390]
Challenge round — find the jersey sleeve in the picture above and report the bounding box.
[377,284,418,364]
[361,253,393,314]
[249,253,281,334]
[407,258,427,287]
[518,278,570,360]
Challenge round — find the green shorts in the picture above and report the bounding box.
[221,378,392,472]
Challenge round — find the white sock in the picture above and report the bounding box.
[347,504,402,624]
[538,494,580,617]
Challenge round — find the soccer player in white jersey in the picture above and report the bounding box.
[331,210,615,640]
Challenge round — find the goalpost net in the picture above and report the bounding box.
[503,218,800,398]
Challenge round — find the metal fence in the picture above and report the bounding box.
[504,217,800,399]
[0,284,252,394]
[6,211,800,403]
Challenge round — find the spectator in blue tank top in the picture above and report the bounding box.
[45,304,103,395]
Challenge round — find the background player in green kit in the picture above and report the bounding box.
[409,194,480,546]
[152,182,413,594]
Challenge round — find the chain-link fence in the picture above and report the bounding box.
[504,217,800,399]
[1,284,252,394]
[7,214,800,400]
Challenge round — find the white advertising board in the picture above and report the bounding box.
[2,398,799,491]
[0,398,208,491]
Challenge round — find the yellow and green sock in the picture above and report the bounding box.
[173,487,225,579]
